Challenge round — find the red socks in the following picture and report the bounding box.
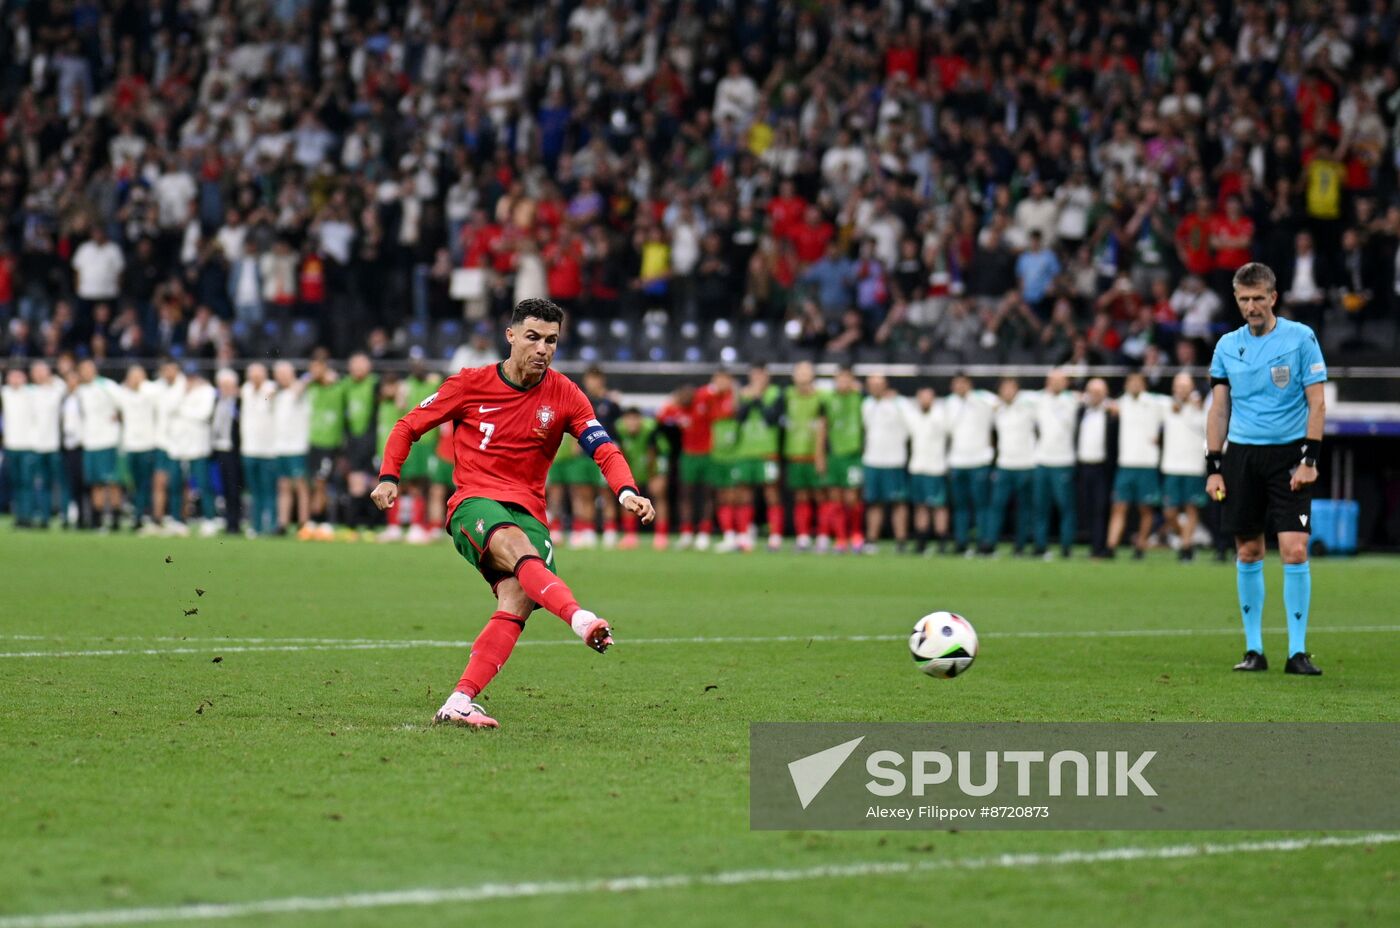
[794,500,813,536]
[622,512,638,534]
[386,498,400,527]
[767,504,784,536]
[717,505,734,534]
[456,611,525,698]
[828,501,847,543]
[735,504,753,534]
[514,555,580,623]
[412,493,431,528]
[655,518,670,535]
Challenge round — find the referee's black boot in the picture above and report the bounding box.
[1284,652,1322,676]
[1233,650,1268,672]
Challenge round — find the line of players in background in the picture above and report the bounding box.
[3,354,1212,558]
[548,362,1213,561]
[0,349,444,540]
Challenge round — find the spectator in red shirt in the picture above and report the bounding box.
[767,179,806,242]
[544,228,585,311]
[788,205,834,264]
[1207,196,1255,293]
[1174,197,1215,277]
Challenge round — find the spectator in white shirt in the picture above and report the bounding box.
[76,359,125,531]
[1108,372,1170,558]
[1032,369,1079,559]
[902,386,950,554]
[945,373,999,554]
[712,59,758,127]
[986,377,1039,555]
[72,227,126,322]
[860,374,911,551]
[1161,372,1209,562]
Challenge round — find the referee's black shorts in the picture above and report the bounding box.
[1221,442,1311,537]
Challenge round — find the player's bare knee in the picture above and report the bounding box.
[1280,539,1309,565]
[1235,537,1265,562]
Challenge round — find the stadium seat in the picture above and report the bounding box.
[287,319,318,355]
[405,319,429,348]
[432,319,463,357]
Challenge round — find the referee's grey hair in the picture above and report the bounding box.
[1232,262,1277,292]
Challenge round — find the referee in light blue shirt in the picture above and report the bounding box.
[1206,262,1328,675]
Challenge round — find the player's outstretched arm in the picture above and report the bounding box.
[373,373,468,508]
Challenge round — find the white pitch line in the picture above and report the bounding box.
[2,624,1400,660]
[0,833,1396,928]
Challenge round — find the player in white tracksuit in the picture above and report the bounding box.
[986,377,1039,554]
[76,359,125,530]
[239,363,279,535]
[116,366,161,529]
[860,373,912,551]
[2,368,34,524]
[272,361,312,532]
[169,369,219,534]
[27,361,66,526]
[902,386,950,554]
[1161,371,1208,562]
[945,374,998,554]
[1031,369,1080,558]
[1107,372,1172,558]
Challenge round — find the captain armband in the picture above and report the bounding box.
[578,419,614,456]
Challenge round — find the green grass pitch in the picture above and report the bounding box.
[2,530,1399,927]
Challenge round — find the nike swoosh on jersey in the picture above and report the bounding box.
[479,405,502,413]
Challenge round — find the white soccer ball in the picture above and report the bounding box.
[909,611,979,678]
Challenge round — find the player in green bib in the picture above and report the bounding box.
[733,364,785,551]
[400,356,443,543]
[709,400,742,550]
[305,352,346,537]
[341,353,380,539]
[782,361,828,551]
[374,375,408,540]
[616,407,673,549]
[822,366,866,551]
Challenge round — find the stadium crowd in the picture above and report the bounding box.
[2,0,1400,371]
[2,352,1222,563]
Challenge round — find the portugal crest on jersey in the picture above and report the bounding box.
[535,405,556,429]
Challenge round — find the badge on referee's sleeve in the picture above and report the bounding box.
[1270,365,1290,388]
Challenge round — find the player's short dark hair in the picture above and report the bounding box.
[511,298,565,327]
[584,365,605,379]
[622,406,642,416]
[1232,263,1276,292]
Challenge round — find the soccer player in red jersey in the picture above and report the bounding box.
[371,299,655,728]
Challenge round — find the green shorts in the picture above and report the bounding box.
[824,453,864,490]
[863,465,907,503]
[786,460,822,491]
[733,458,780,486]
[1113,466,1162,506]
[550,455,603,487]
[279,454,308,481]
[82,447,120,485]
[708,458,740,489]
[401,441,433,482]
[679,453,710,486]
[1162,473,1208,509]
[427,454,455,487]
[449,498,558,602]
[908,473,949,507]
